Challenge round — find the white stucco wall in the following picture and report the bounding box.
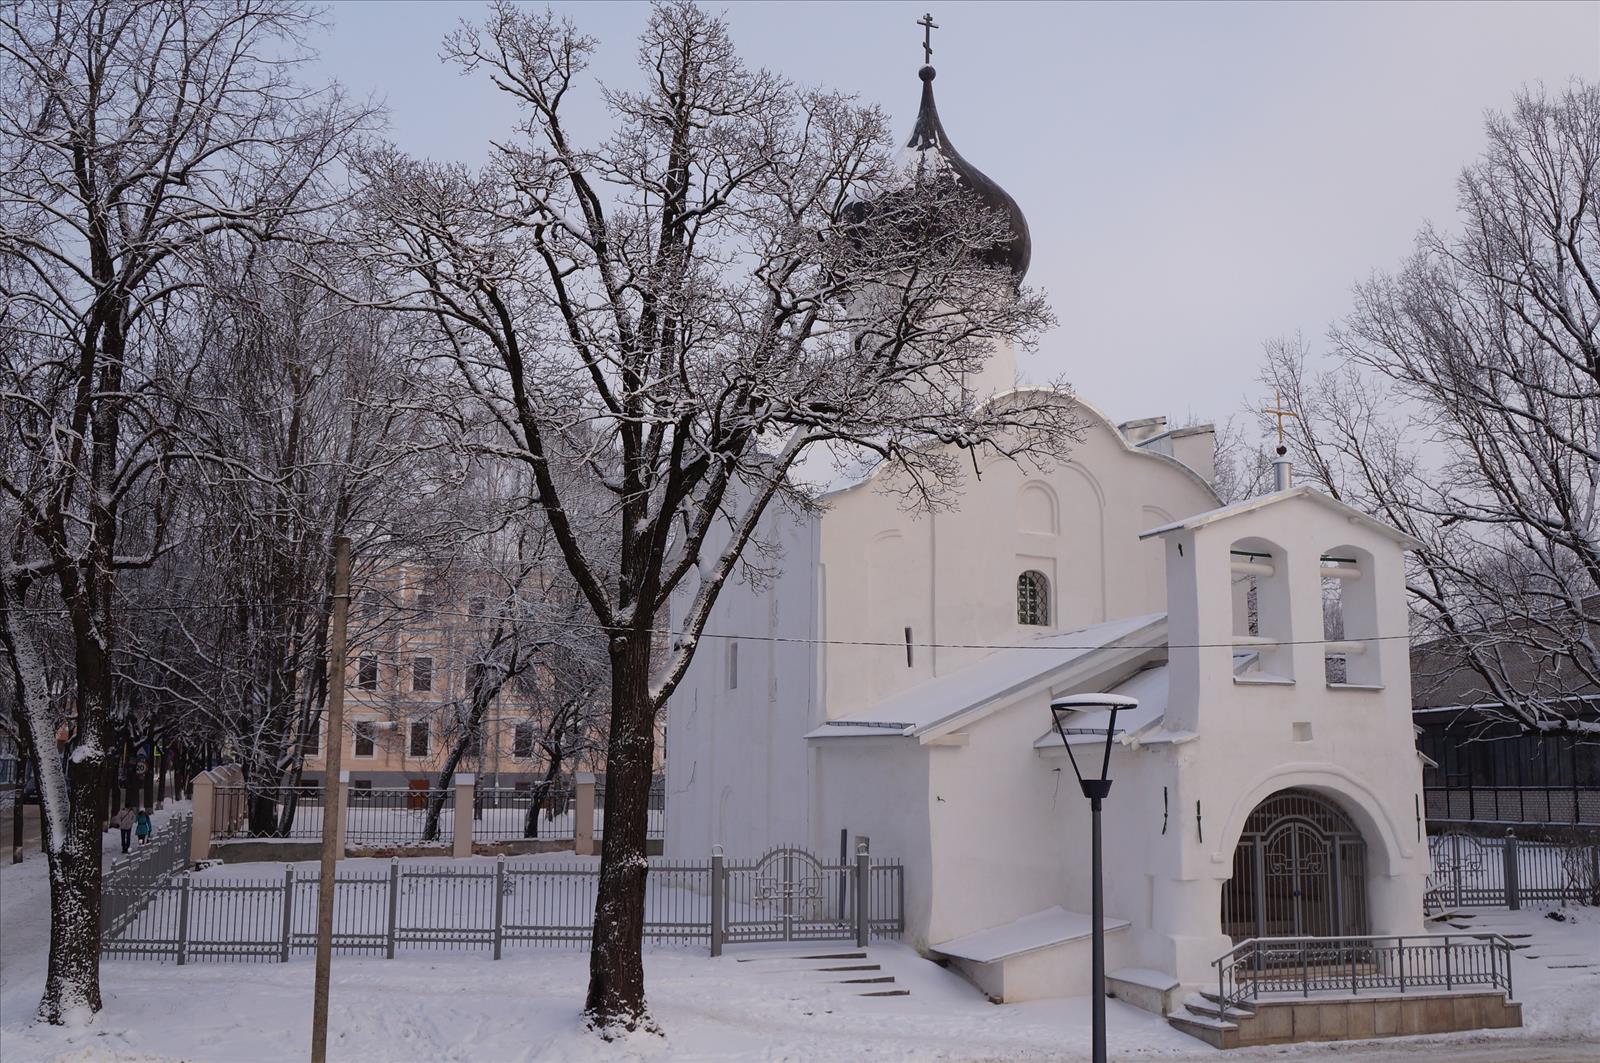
[663,496,822,858]
[818,397,1216,719]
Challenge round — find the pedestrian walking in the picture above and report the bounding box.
[135,808,152,845]
[115,806,134,853]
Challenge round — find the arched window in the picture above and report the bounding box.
[1017,570,1050,626]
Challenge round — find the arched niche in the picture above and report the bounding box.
[1017,481,1059,535]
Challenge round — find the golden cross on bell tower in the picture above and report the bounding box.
[1263,390,1298,451]
[917,12,938,65]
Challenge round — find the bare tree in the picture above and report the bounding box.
[0,0,361,1020]
[351,1,1069,1029]
[1256,82,1599,736]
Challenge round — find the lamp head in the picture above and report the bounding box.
[1049,693,1139,797]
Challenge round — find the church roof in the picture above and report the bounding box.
[1137,486,1425,549]
[804,613,1165,741]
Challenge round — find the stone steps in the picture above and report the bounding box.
[728,948,909,998]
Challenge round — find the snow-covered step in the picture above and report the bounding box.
[1165,1010,1238,1049]
[1105,967,1180,1017]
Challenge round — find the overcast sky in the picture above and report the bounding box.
[310,1,1598,427]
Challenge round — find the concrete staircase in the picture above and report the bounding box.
[732,949,912,997]
[1440,908,1597,973]
[1165,987,1522,1049]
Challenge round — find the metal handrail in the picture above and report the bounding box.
[1212,932,1516,1013]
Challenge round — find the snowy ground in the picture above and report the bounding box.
[4,835,1598,1061]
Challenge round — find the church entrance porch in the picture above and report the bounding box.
[1221,788,1370,944]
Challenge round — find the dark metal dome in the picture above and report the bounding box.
[896,64,1032,280]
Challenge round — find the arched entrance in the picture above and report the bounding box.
[1221,788,1369,941]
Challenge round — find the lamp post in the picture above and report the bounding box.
[1049,693,1139,1063]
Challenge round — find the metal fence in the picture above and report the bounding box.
[211,785,323,841]
[101,846,903,964]
[1213,933,1516,1013]
[592,780,666,842]
[101,814,192,940]
[471,785,574,844]
[1425,785,1600,827]
[1426,831,1600,909]
[346,787,455,847]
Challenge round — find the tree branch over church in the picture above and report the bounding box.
[352,0,1073,1030]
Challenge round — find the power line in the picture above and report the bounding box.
[7,595,1425,653]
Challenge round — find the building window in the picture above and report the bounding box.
[302,724,320,756]
[408,720,429,758]
[412,656,433,693]
[354,721,376,758]
[513,722,536,759]
[352,779,373,794]
[356,655,379,691]
[1017,571,1050,626]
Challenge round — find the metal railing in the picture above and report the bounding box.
[1425,785,1600,827]
[1213,933,1516,1013]
[101,814,192,940]
[101,846,904,963]
[211,785,323,841]
[591,781,666,842]
[1426,830,1600,910]
[344,786,454,847]
[471,785,574,844]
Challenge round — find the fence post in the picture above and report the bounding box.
[709,847,724,958]
[855,845,870,949]
[280,865,295,962]
[189,775,213,864]
[1590,844,1600,906]
[492,855,506,960]
[452,774,475,859]
[386,858,400,959]
[1451,832,1463,909]
[176,871,191,966]
[1501,830,1521,910]
[574,773,596,856]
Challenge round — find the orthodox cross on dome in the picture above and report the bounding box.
[917,12,938,65]
[1263,390,1299,454]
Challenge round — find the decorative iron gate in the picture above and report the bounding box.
[724,847,859,943]
[1221,789,1369,942]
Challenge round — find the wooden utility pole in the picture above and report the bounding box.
[311,536,351,1063]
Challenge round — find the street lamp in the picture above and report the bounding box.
[1049,693,1139,1063]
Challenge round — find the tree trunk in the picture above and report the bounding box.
[154,749,167,808]
[584,631,655,1030]
[524,753,563,839]
[40,751,106,1021]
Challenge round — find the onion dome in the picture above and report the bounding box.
[843,65,1032,282]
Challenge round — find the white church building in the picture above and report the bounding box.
[663,59,1430,1004]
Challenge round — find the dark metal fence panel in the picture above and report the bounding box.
[472,786,574,844]
[210,786,323,840]
[1426,786,1600,827]
[592,780,665,842]
[1426,831,1600,908]
[345,788,453,849]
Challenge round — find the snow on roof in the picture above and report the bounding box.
[930,906,1132,964]
[1033,662,1169,749]
[1137,486,1424,549]
[805,613,1165,740]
